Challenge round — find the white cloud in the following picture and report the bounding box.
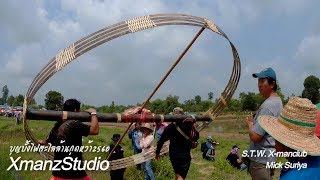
[296,34,320,72]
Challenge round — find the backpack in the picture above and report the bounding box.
[201,142,208,152]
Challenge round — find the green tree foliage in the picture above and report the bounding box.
[164,95,181,114]
[225,99,241,112]
[194,95,201,104]
[7,95,15,106]
[208,92,214,100]
[276,85,286,104]
[45,91,64,110]
[240,92,258,111]
[302,75,320,104]
[13,94,24,106]
[2,85,9,103]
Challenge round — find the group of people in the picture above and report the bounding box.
[38,67,320,180]
[39,99,198,180]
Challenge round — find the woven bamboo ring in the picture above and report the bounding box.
[23,14,241,170]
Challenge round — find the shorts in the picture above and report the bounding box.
[170,157,191,178]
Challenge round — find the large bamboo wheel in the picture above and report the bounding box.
[23,14,241,170]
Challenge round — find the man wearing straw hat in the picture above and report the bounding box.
[258,97,320,179]
[245,67,283,180]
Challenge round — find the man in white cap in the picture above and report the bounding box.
[258,97,320,179]
[245,67,283,180]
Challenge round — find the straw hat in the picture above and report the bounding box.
[258,97,320,156]
[141,123,153,132]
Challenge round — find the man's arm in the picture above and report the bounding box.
[156,123,173,159]
[86,108,99,135]
[246,116,263,143]
[247,108,275,143]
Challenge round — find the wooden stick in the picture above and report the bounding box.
[26,109,212,122]
[107,27,206,160]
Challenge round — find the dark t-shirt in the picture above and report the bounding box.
[156,123,199,160]
[226,153,241,169]
[47,120,90,178]
[109,144,126,173]
[109,144,124,161]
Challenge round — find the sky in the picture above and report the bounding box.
[1,0,320,106]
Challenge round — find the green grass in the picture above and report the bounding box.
[0,116,274,180]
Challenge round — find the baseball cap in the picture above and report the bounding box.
[252,67,276,81]
[207,136,213,140]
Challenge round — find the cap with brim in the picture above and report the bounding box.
[258,97,320,156]
[111,134,121,141]
[252,67,276,80]
[232,145,239,149]
[141,123,153,132]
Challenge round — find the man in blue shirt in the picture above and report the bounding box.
[203,136,219,161]
[128,122,143,169]
[258,97,320,180]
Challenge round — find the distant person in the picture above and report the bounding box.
[156,118,199,180]
[201,136,219,161]
[109,134,125,180]
[173,107,184,115]
[139,123,155,180]
[226,145,247,170]
[15,111,21,125]
[258,97,320,179]
[245,67,283,180]
[38,99,99,180]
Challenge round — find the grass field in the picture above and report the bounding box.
[0,115,280,180]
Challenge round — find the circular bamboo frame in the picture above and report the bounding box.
[23,14,241,170]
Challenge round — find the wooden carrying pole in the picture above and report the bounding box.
[26,109,211,123]
[106,27,205,160]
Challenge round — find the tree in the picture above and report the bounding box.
[302,75,320,104]
[164,95,180,114]
[30,98,37,106]
[45,91,64,110]
[110,101,115,113]
[7,95,15,106]
[194,95,201,105]
[2,85,9,103]
[13,94,24,106]
[208,92,214,100]
[226,99,241,112]
[276,85,286,104]
[240,92,258,111]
